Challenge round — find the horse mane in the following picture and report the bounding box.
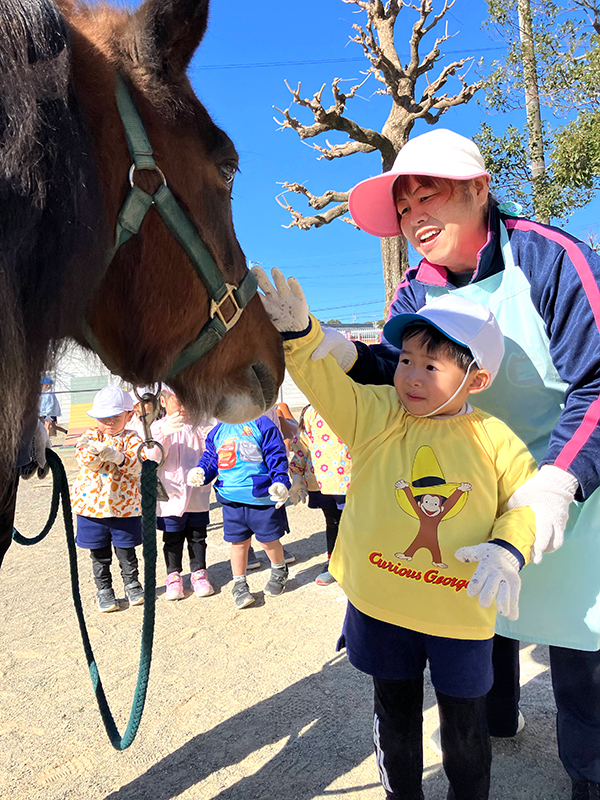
[0,0,107,484]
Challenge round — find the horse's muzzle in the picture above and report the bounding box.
[213,361,279,424]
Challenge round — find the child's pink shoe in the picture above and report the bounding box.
[165,571,184,601]
[191,569,214,597]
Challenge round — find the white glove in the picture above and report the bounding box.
[455,542,521,621]
[252,266,310,333]
[161,412,185,435]
[311,327,358,372]
[33,421,50,470]
[289,473,308,505]
[96,445,125,465]
[187,467,206,487]
[269,482,289,509]
[507,465,578,564]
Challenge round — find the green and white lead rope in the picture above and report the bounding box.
[13,448,158,751]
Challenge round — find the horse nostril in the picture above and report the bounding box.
[251,361,277,409]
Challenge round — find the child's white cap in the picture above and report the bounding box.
[383,294,505,382]
[348,129,490,238]
[88,386,134,419]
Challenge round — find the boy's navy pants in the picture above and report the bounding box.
[374,677,491,800]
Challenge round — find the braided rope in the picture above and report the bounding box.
[13,449,158,751]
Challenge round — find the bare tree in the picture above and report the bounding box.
[274,0,482,306]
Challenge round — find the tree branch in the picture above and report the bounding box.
[275,184,358,230]
[273,77,395,161]
[308,139,378,160]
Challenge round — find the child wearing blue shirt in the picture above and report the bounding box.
[187,414,291,609]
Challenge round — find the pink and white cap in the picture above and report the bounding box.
[348,129,490,238]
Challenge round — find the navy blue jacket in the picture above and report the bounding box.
[349,205,600,500]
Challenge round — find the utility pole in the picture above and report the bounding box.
[517,0,550,224]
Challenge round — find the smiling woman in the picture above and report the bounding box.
[317,126,600,799]
[393,175,489,274]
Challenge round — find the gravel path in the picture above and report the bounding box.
[0,445,570,800]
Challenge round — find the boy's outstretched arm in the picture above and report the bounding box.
[253,267,400,451]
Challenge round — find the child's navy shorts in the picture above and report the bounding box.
[157,511,210,533]
[220,500,289,543]
[76,515,142,550]
[338,602,494,699]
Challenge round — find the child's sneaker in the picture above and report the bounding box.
[165,571,184,601]
[283,548,296,564]
[97,588,119,613]
[232,579,255,609]
[264,564,289,597]
[191,569,214,597]
[247,547,261,570]
[125,581,144,606]
[315,566,336,585]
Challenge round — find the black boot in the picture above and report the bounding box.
[115,546,144,606]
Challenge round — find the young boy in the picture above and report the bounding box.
[72,386,145,613]
[254,267,536,800]
[187,414,291,609]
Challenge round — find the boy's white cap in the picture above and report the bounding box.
[383,294,505,382]
[348,129,490,238]
[88,386,134,419]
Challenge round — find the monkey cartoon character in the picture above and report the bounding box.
[394,446,472,569]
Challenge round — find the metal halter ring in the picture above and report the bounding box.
[129,163,167,189]
[137,439,166,467]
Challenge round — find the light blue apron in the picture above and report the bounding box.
[425,217,600,650]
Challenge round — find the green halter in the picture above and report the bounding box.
[85,75,258,379]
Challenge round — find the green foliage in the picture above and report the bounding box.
[475,122,595,221]
[326,319,342,324]
[479,0,600,221]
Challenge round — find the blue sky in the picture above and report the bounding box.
[188,0,599,323]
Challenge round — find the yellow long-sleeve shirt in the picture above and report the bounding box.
[285,317,536,640]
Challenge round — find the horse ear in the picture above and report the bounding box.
[132,0,210,77]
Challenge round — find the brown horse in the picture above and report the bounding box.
[0,0,284,564]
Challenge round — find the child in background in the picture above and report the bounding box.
[127,387,165,439]
[249,405,296,570]
[256,268,537,800]
[72,386,145,613]
[187,414,291,609]
[152,386,214,600]
[39,376,67,437]
[289,405,351,585]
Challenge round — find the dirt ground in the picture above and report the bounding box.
[1,443,572,800]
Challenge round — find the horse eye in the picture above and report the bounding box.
[220,162,238,189]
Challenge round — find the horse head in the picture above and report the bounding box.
[61,0,284,423]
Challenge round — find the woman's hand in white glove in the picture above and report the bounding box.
[289,474,308,506]
[454,542,521,621]
[252,266,310,333]
[187,467,206,487]
[508,464,578,564]
[161,412,185,435]
[310,327,358,372]
[269,482,289,509]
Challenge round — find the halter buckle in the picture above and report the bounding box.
[210,284,243,331]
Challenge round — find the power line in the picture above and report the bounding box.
[195,46,506,72]
[312,299,384,312]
